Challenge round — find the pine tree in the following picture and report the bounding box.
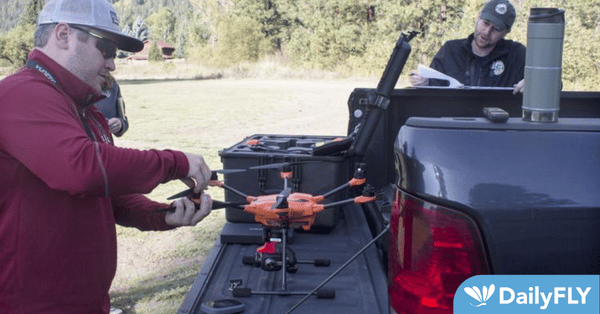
[148,41,164,62]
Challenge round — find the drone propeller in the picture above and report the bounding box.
[167,188,196,200]
[215,163,316,174]
[271,187,292,210]
[156,199,246,213]
[214,169,247,175]
[168,169,248,200]
[248,161,319,171]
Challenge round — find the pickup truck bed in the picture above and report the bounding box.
[178,203,388,314]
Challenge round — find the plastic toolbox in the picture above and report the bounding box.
[218,134,351,230]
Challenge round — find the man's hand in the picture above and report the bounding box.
[183,153,211,193]
[107,117,123,134]
[165,193,212,226]
[513,79,525,94]
[409,70,429,86]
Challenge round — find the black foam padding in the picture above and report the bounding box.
[314,259,331,267]
[232,287,252,298]
[316,288,336,299]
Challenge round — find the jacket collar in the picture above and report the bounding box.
[28,49,105,108]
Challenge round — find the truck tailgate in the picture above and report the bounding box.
[178,204,388,314]
[395,117,600,274]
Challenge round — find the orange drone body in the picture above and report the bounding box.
[244,193,326,230]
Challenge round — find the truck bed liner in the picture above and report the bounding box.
[178,204,388,314]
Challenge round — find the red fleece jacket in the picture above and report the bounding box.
[0,50,189,313]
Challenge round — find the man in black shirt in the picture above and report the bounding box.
[410,0,525,94]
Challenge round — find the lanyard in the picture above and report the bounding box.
[25,59,58,84]
[25,59,112,144]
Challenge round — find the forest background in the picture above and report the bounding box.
[1,0,600,90]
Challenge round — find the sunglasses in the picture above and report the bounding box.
[69,25,118,60]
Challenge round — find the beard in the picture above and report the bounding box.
[473,32,496,50]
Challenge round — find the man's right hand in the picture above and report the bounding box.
[409,70,429,86]
[165,193,212,226]
[513,79,525,94]
[183,153,211,193]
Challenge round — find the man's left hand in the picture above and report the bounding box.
[107,117,123,134]
[165,193,212,226]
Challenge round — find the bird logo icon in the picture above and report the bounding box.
[464,284,495,307]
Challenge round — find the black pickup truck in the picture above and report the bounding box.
[178,28,600,314]
[177,86,600,314]
[359,88,600,314]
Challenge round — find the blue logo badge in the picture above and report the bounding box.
[455,275,599,314]
[491,60,505,76]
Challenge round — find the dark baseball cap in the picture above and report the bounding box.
[480,0,516,32]
[37,0,143,53]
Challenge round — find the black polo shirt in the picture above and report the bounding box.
[429,34,526,87]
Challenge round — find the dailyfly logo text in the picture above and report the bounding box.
[455,276,599,314]
[464,284,591,310]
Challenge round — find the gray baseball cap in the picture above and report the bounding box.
[480,0,516,32]
[37,0,143,52]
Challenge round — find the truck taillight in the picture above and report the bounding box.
[388,189,490,314]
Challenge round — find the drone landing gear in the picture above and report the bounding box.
[233,227,336,299]
[241,243,330,273]
[242,229,331,272]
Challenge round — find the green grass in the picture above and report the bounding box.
[108,64,378,313]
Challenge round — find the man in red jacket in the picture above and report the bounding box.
[0,0,213,313]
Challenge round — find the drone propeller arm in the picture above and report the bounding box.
[215,181,249,199]
[322,195,376,209]
[322,198,355,209]
[349,177,367,187]
[321,182,350,199]
[321,176,367,199]
[354,195,377,204]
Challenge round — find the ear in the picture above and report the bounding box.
[53,23,72,50]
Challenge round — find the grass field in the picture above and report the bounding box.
[107,73,380,313]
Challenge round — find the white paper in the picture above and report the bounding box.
[416,64,464,88]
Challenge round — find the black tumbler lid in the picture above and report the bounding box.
[529,8,565,23]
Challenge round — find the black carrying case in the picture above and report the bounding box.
[219,134,351,230]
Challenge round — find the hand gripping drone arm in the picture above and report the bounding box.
[157,198,246,213]
[158,171,249,212]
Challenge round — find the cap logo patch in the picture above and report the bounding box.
[495,4,507,15]
[491,60,505,76]
[110,11,119,26]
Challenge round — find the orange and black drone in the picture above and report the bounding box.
[161,162,377,231]
[159,162,386,302]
